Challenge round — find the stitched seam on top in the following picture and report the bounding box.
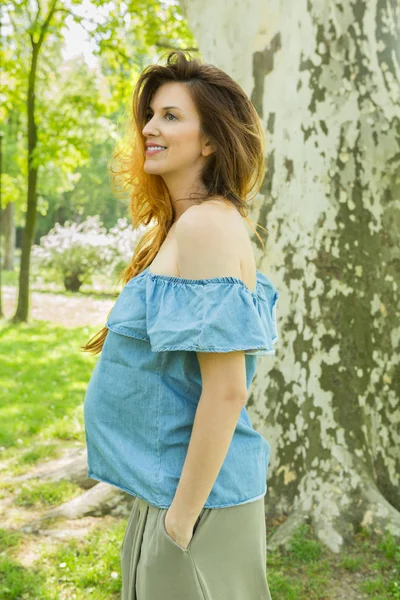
[155,352,166,505]
[106,323,277,353]
[148,270,259,297]
[105,325,149,341]
[152,344,276,353]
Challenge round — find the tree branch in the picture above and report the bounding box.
[33,0,42,29]
[37,0,59,48]
[155,42,198,52]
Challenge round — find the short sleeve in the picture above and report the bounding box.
[146,272,279,355]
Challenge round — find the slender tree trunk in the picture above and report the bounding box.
[12,42,40,322]
[180,0,400,553]
[3,202,16,271]
[12,0,59,322]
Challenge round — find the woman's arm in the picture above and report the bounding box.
[168,383,247,527]
[167,203,249,530]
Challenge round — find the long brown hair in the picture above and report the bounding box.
[82,50,269,355]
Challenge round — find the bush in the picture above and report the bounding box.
[32,216,139,291]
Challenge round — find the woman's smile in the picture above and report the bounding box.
[145,145,167,156]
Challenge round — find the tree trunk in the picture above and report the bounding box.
[12,0,59,322]
[3,201,16,271]
[180,0,400,553]
[12,41,40,322]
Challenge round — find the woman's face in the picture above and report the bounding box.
[142,81,214,177]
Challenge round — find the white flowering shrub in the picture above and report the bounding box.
[107,217,140,277]
[32,216,137,291]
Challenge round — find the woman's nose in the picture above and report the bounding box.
[142,117,159,137]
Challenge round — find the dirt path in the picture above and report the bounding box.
[3,286,115,328]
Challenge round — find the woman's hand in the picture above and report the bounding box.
[164,507,196,550]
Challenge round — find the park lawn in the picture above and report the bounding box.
[0,320,399,599]
[0,319,97,454]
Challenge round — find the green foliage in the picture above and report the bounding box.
[1,0,198,241]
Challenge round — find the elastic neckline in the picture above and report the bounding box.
[144,266,261,297]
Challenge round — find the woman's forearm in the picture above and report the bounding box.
[169,391,246,523]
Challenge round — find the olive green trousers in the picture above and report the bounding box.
[121,495,272,600]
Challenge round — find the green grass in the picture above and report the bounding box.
[0,556,53,600]
[0,320,97,452]
[40,518,126,599]
[14,480,81,507]
[1,318,399,599]
[0,517,127,600]
[265,524,400,600]
[17,443,62,466]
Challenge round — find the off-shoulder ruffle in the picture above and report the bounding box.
[106,268,280,355]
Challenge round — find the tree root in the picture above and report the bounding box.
[267,482,400,554]
[6,446,96,489]
[267,509,308,552]
[20,482,134,533]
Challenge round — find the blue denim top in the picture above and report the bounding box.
[84,266,279,509]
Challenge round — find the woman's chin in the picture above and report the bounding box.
[143,163,162,174]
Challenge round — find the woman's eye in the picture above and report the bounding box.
[145,111,177,122]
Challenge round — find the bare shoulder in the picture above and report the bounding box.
[175,197,257,287]
[176,196,242,233]
[175,198,243,279]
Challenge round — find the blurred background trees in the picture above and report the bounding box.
[0,0,197,319]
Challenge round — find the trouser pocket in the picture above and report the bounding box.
[193,507,207,536]
[135,508,207,600]
[161,507,208,552]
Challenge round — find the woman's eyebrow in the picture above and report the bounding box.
[148,105,183,112]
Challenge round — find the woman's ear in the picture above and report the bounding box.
[201,138,216,157]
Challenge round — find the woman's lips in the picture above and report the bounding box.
[145,147,167,155]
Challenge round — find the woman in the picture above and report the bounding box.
[83,50,279,600]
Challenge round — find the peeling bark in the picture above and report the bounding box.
[180,0,400,553]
